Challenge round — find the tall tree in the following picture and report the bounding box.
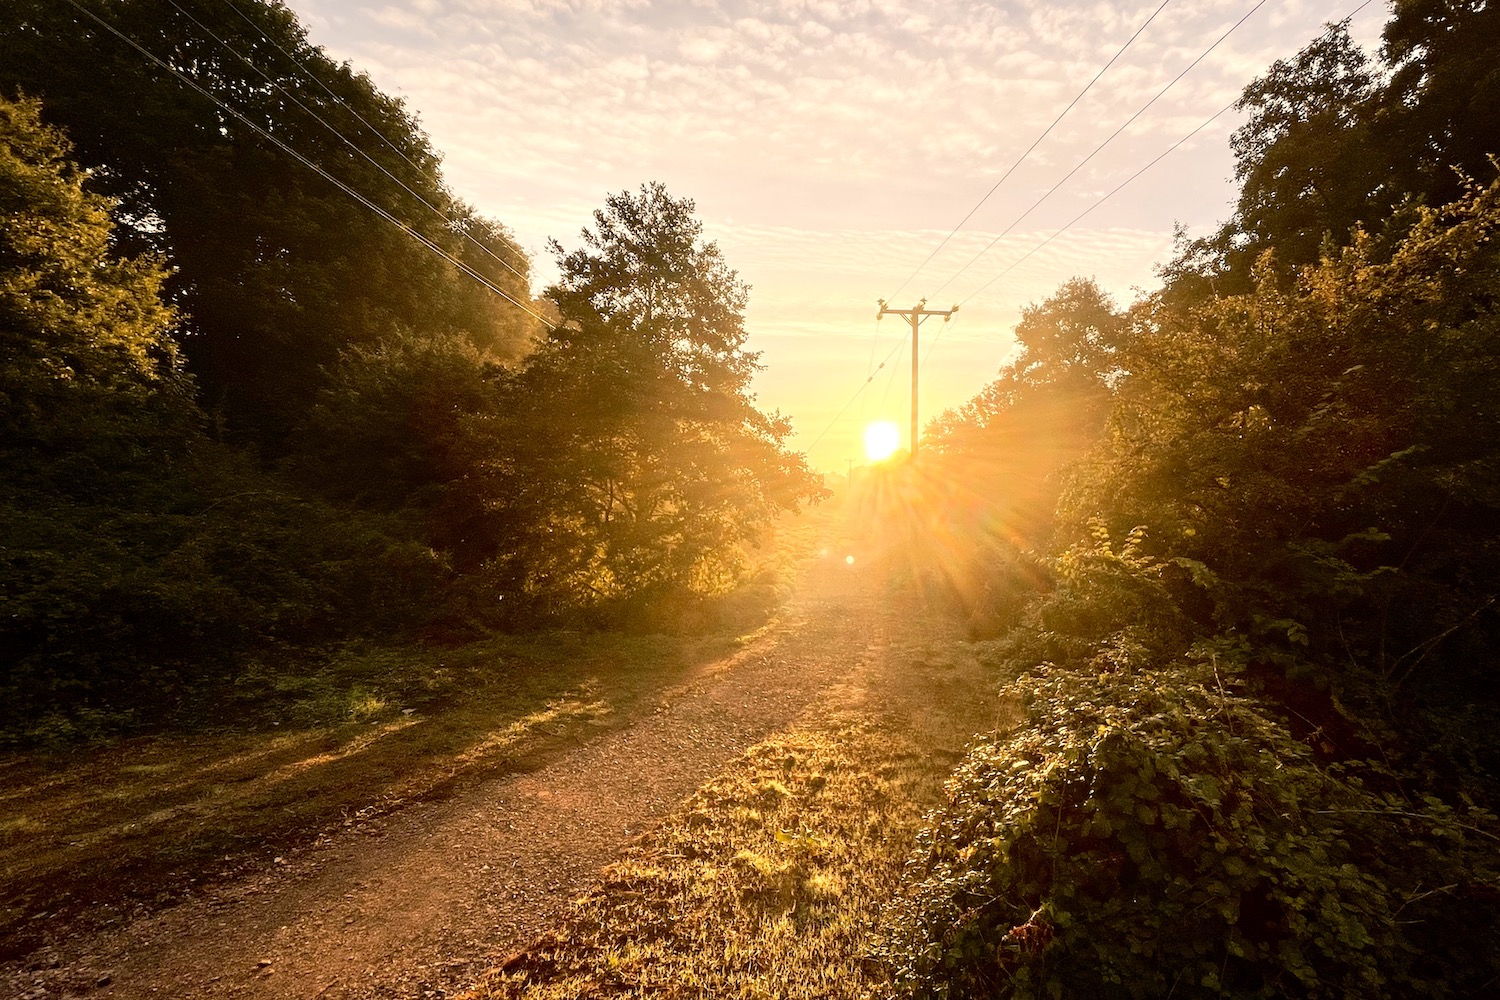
[1080,181,1500,769]
[486,184,823,615]
[0,95,192,471]
[1167,2,1500,294]
[2,0,537,446]
[917,278,1126,627]
[1227,23,1382,276]
[1381,0,1500,212]
[1,94,449,737]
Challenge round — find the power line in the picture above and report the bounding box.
[928,0,1270,299]
[883,0,1175,303]
[57,0,553,328]
[857,312,884,427]
[819,0,1384,461]
[165,0,531,287]
[216,0,534,288]
[922,306,963,369]
[961,100,1238,305]
[957,0,1381,308]
[804,330,913,456]
[218,0,434,182]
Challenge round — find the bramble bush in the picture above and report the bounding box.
[883,525,1499,998]
[884,657,1500,999]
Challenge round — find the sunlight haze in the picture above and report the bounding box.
[291,0,1387,471]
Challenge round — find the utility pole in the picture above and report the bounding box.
[876,298,958,459]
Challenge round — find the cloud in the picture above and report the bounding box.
[285,0,1390,469]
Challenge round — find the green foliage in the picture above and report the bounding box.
[2,0,539,447]
[892,8,1500,986]
[480,183,825,619]
[1222,23,1382,279]
[0,89,818,741]
[289,330,508,559]
[1379,0,1500,222]
[0,447,447,742]
[889,172,1500,1000]
[0,94,444,741]
[289,186,823,629]
[1079,180,1500,760]
[0,95,193,459]
[0,4,826,742]
[890,528,1498,998]
[887,658,1500,999]
[1169,3,1500,292]
[915,279,1123,630]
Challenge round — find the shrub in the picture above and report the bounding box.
[0,448,449,742]
[884,660,1500,999]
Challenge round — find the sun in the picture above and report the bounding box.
[864,420,901,462]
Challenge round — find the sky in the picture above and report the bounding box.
[289,0,1389,472]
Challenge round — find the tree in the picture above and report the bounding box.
[888,7,1500,990]
[1380,0,1500,215]
[1072,178,1500,783]
[889,183,1500,996]
[0,95,193,474]
[0,93,206,728]
[1226,23,1382,276]
[1167,3,1500,295]
[915,279,1125,629]
[2,0,538,447]
[485,183,824,617]
[0,95,443,738]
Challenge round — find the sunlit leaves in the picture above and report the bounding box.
[1,0,540,446]
[0,95,192,462]
[480,184,824,618]
[887,659,1498,999]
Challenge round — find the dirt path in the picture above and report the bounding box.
[8,555,938,1000]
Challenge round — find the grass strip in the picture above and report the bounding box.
[465,634,1010,1000]
[0,630,737,956]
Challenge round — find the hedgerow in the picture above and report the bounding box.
[882,522,1499,997]
[885,653,1499,999]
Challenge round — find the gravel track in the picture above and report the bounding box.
[8,558,895,1000]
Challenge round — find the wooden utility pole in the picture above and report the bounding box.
[876,298,958,459]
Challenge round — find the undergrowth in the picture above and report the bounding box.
[0,629,732,956]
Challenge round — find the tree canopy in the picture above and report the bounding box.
[485,184,824,617]
[1168,2,1500,294]
[0,95,191,465]
[1,6,824,739]
[3,0,538,446]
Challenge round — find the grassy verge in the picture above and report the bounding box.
[464,624,1015,999]
[0,629,741,958]
[0,506,834,959]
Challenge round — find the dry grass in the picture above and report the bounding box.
[465,617,1015,1000]
[0,631,734,955]
[470,722,932,999]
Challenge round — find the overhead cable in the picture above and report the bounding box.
[165,0,531,286]
[218,0,436,181]
[58,0,553,328]
[804,330,915,455]
[883,0,1175,303]
[929,0,1270,299]
[957,0,1380,307]
[961,100,1236,304]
